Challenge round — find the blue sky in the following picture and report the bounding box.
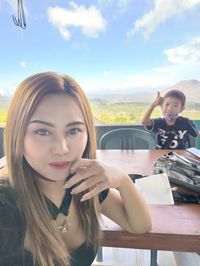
[1,0,200,95]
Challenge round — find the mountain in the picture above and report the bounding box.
[1,80,200,107]
[89,80,200,104]
[160,80,200,104]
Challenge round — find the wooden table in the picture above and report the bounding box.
[96,149,194,176]
[96,149,200,265]
[0,156,6,169]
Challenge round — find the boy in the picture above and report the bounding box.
[142,89,199,149]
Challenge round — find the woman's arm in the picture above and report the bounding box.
[101,176,152,233]
[64,160,152,233]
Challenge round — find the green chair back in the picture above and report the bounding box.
[195,120,200,149]
[99,128,156,150]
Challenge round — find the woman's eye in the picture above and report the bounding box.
[69,128,81,135]
[35,129,49,136]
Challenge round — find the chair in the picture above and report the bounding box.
[195,120,200,149]
[99,128,156,150]
[97,128,156,263]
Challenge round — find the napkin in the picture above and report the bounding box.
[135,173,174,205]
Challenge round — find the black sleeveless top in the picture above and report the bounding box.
[0,182,109,266]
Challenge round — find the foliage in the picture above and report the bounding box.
[90,101,200,125]
[0,108,7,126]
[0,101,200,126]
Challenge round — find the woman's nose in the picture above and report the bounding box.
[52,137,68,156]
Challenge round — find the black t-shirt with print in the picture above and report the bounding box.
[146,116,198,149]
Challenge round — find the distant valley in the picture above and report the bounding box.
[1,80,200,107]
[0,79,200,126]
[88,79,200,104]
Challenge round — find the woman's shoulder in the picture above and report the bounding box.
[0,179,23,225]
[0,179,17,206]
[0,180,25,258]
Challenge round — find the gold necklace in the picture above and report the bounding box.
[54,174,75,232]
[57,213,71,233]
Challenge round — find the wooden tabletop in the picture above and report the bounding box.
[96,149,192,176]
[0,156,6,169]
[96,149,200,252]
[101,204,200,252]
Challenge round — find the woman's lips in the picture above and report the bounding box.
[49,161,70,170]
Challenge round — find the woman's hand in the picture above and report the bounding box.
[64,159,152,233]
[63,159,127,201]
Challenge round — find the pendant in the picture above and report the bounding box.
[61,219,70,233]
[57,214,70,232]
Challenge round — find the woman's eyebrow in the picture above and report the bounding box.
[29,120,85,127]
[29,120,55,127]
[66,121,85,127]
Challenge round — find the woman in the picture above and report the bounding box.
[0,72,151,266]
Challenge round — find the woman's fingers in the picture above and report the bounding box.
[64,160,105,189]
[70,174,105,194]
[80,181,107,201]
[64,163,103,188]
[63,158,126,201]
[70,158,95,174]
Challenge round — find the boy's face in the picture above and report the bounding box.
[162,96,184,116]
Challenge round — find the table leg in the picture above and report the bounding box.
[150,250,158,266]
[96,246,103,262]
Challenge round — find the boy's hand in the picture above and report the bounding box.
[152,91,163,107]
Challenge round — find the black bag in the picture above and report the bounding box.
[154,152,200,194]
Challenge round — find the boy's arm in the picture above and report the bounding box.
[187,119,200,137]
[141,92,163,126]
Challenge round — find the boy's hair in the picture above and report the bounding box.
[164,89,186,107]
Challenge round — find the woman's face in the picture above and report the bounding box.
[24,94,88,181]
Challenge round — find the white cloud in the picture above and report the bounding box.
[128,0,200,39]
[103,70,113,77]
[98,0,133,13]
[0,88,5,96]
[164,37,200,64]
[153,67,173,73]
[163,62,200,82]
[47,1,106,40]
[19,61,27,68]
[97,0,113,6]
[81,72,170,93]
[81,56,200,92]
[121,74,170,88]
[0,82,15,96]
[6,0,17,10]
[117,0,132,12]
[152,38,200,85]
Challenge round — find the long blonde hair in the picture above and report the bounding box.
[2,72,101,266]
